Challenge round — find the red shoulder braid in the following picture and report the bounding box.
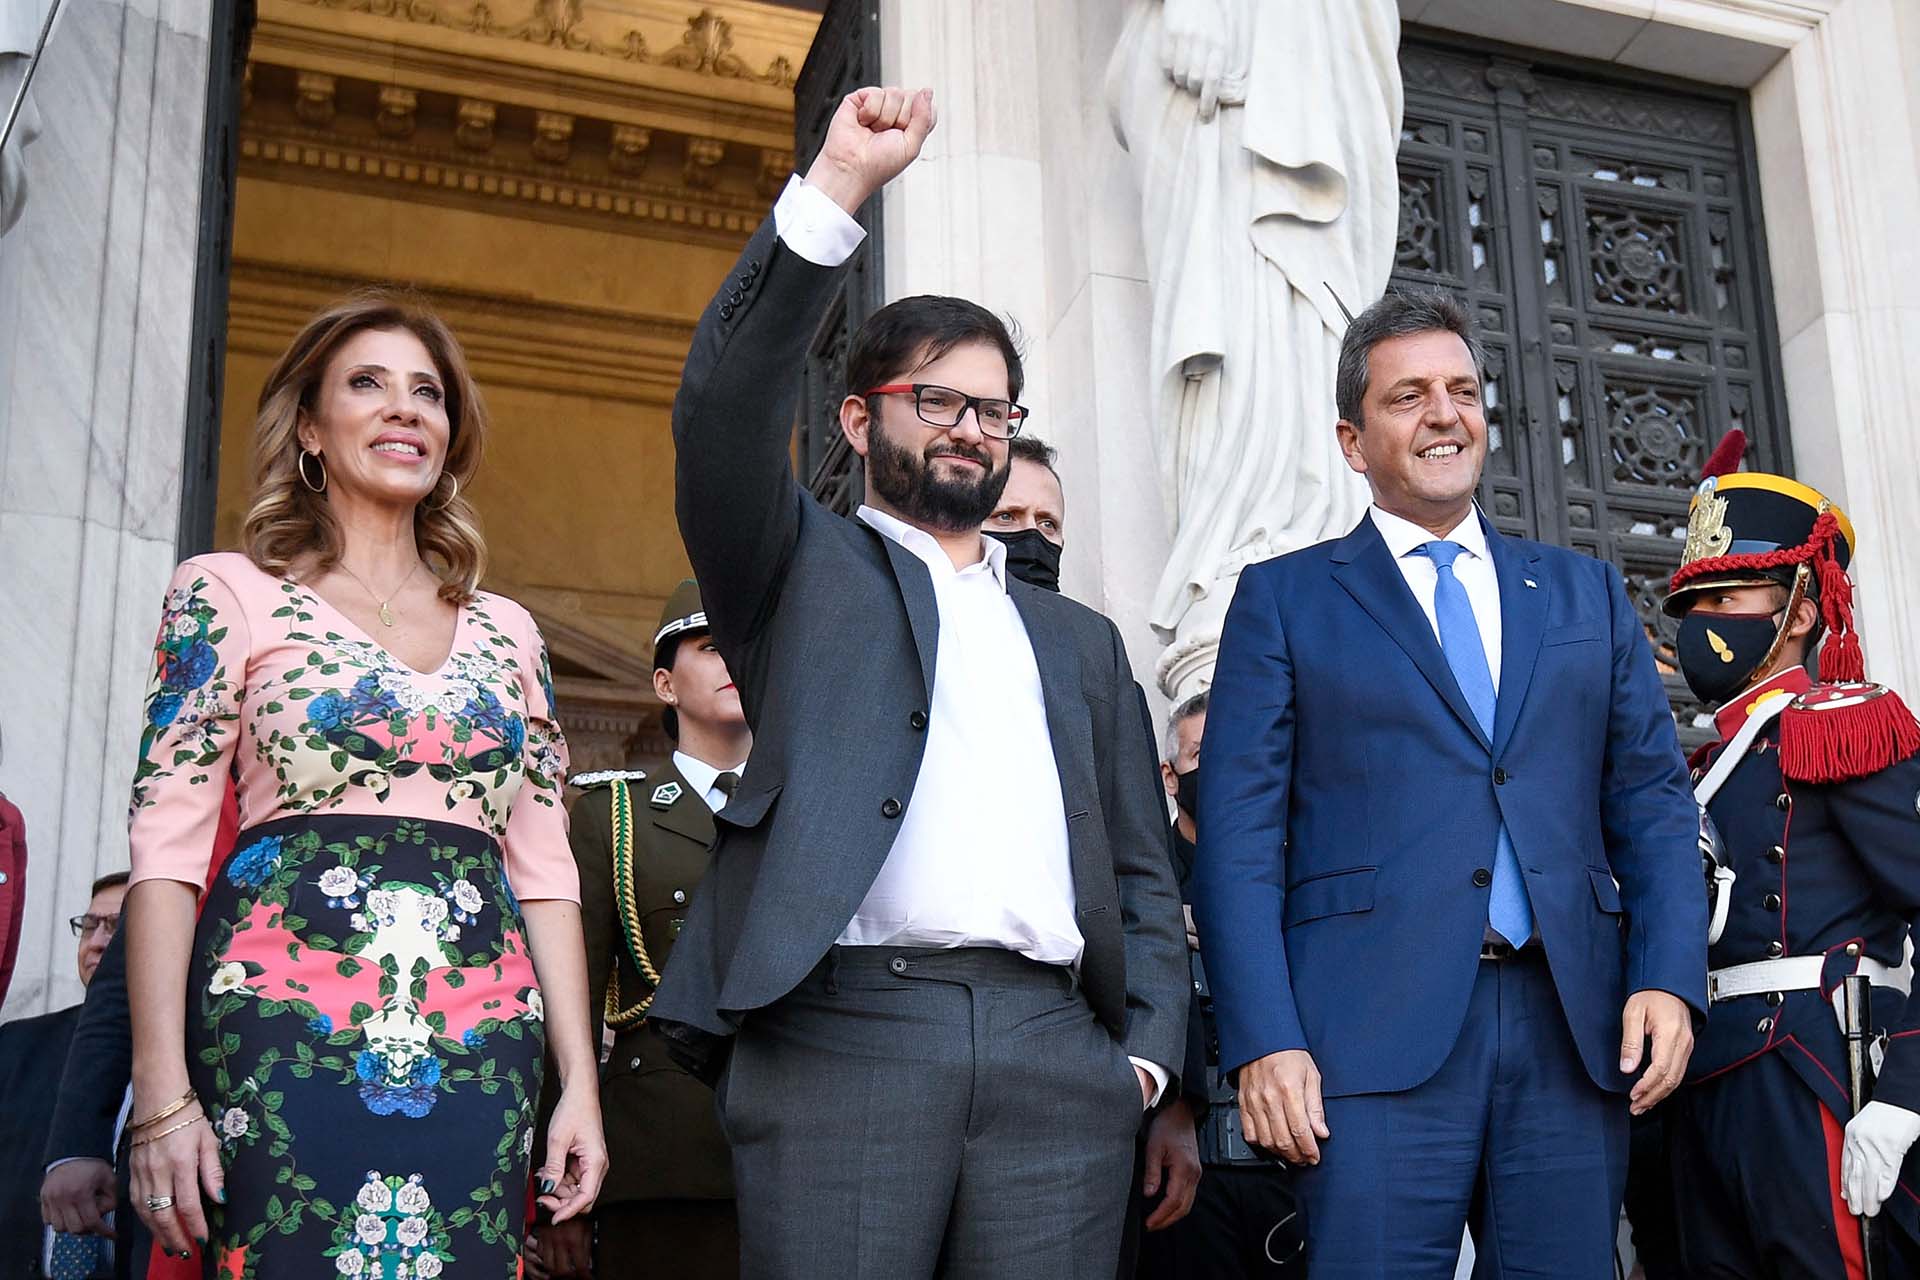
[1779,681,1920,784]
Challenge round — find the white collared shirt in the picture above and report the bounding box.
[1369,504,1504,689]
[672,751,746,814]
[773,174,867,266]
[839,506,1085,966]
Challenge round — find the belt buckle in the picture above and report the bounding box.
[1480,939,1515,962]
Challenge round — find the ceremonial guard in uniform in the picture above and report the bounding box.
[1662,431,1920,1279]
[531,580,748,1279]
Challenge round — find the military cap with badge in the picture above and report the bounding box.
[1668,428,1920,784]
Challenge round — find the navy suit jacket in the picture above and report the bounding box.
[0,1002,79,1275]
[1193,513,1705,1098]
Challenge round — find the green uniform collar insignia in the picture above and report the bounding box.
[650,781,683,808]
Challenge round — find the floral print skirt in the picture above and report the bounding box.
[187,814,546,1277]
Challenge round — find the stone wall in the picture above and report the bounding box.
[0,0,214,1018]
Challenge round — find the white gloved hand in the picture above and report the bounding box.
[1842,1100,1920,1217]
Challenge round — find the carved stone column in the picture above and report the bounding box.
[0,0,216,1017]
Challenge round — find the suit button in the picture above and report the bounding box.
[719,303,734,320]
[1472,869,1493,888]
[726,290,743,306]
[880,797,903,819]
[673,889,687,905]
[1763,893,1781,911]
[1492,767,1508,785]
[1757,1017,1774,1034]
[737,274,753,289]
[748,259,762,275]
[1768,844,1785,864]
[909,710,928,731]
[889,956,908,975]
[1766,991,1783,1007]
[1766,941,1784,958]
[1775,793,1791,811]
[629,1057,642,1070]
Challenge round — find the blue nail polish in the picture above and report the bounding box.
[538,1177,556,1194]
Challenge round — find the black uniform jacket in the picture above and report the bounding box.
[1687,666,1920,1238]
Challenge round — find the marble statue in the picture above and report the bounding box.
[0,0,52,236]
[1107,0,1404,699]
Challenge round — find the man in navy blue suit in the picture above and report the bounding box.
[1193,291,1706,1278]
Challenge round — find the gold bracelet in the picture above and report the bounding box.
[129,1114,205,1148]
[129,1088,197,1132]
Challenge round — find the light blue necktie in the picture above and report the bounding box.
[1418,540,1533,947]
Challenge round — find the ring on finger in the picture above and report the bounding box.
[145,1194,176,1212]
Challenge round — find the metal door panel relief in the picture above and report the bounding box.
[792,0,882,514]
[1396,36,1791,738]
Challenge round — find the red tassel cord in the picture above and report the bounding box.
[1779,688,1920,785]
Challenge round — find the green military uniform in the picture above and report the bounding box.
[539,581,739,1276]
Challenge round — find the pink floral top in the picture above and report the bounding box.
[128,552,577,902]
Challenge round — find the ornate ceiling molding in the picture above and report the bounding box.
[255,0,813,147]
[283,0,803,87]
[239,56,795,244]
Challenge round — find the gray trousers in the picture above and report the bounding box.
[719,945,1144,1279]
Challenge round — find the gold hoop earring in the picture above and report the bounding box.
[298,450,327,493]
[425,474,459,512]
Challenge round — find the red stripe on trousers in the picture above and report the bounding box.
[1823,1102,1868,1280]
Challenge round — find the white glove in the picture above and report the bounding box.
[1842,1100,1920,1216]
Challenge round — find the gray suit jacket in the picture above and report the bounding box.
[652,215,1188,1087]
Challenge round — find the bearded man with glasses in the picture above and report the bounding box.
[653,85,1188,1280]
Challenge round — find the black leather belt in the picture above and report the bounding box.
[1479,937,1539,961]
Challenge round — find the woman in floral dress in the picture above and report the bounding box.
[122,292,606,1275]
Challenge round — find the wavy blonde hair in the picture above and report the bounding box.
[241,289,489,601]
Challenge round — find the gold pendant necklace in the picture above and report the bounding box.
[337,560,422,628]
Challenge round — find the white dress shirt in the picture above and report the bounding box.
[772,174,867,265]
[839,507,1085,963]
[672,751,745,814]
[1369,504,1504,689]
[772,189,1168,1101]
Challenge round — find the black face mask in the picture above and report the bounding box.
[987,528,1063,592]
[1677,611,1782,706]
[1174,764,1200,822]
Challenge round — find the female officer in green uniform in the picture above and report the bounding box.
[530,579,750,1278]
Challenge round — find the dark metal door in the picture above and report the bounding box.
[1394,34,1792,734]
[791,0,883,514]
[177,0,255,557]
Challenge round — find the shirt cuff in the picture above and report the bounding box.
[772,174,867,267]
[43,1155,108,1173]
[1129,1056,1170,1109]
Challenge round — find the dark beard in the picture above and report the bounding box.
[866,418,1010,532]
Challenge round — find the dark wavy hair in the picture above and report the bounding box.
[846,294,1025,402]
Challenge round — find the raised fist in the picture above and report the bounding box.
[802,85,936,215]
